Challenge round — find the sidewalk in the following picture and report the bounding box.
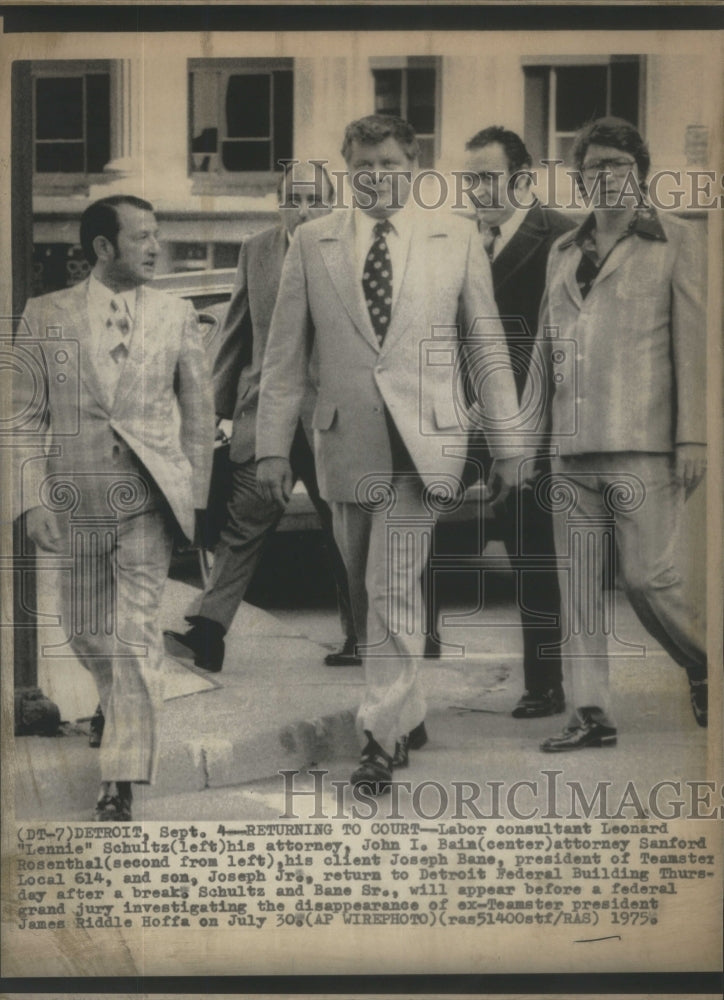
[14,577,710,820]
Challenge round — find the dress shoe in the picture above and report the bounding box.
[88,704,105,748]
[351,732,393,795]
[688,678,707,728]
[392,721,428,767]
[540,707,617,753]
[163,617,225,673]
[324,636,362,667]
[512,686,565,719]
[94,782,133,821]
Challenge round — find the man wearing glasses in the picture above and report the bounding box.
[527,117,707,751]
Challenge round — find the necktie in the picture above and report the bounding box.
[107,297,130,363]
[483,224,501,261]
[363,219,393,346]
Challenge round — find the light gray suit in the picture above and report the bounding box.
[529,208,707,720]
[257,207,521,753]
[13,280,214,782]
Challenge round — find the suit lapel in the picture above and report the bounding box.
[318,213,381,352]
[56,280,111,410]
[591,233,639,288]
[493,204,547,293]
[381,213,446,354]
[112,284,154,414]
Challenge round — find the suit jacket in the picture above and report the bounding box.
[212,225,318,465]
[13,279,214,540]
[492,203,576,398]
[531,210,706,455]
[256,207,521,502]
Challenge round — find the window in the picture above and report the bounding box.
[32,61,111,179]
[524,57,642,165]
[189,59,293,181]
[371,57,440,168]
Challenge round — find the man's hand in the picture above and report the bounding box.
[676,443,707,498]
[257,456,293,507]
[486,456,525,509]
[25,506,62,552]
[216,419,233,444]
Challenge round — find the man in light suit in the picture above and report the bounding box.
[526,118,707,751]
[441,126,575,719]
[257,115,522,791]
[164,162,357,672]
[13,195,214,819]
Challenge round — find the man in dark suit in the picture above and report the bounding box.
[164,162,357,672]
[426,127,575,719]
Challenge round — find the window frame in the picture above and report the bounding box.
[369,56,441,168]
[188,57,294,193]
[523,55,645,166]
[31,59,113,194]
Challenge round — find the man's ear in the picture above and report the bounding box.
[92,234,114,263]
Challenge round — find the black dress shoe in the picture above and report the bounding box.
[540,708,617,753]
[94,782,133,821]
[324,636,362,667]
[88,705,105,748]
[351,732,393,795]
[512,686,565,719]
[392,721,428,767]
[164,618,225,673]
[688,678,707,728]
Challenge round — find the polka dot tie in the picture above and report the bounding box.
[363,219,393,346]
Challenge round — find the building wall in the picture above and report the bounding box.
[28,35,718,291]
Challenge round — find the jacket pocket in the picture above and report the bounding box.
[433,397,464,431]
[312,400,338,431]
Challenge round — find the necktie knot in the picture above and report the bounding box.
[374,219,392,240]
[107,298,131,363]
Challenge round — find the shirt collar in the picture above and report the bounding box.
[559,203,668,251]
[497,201,535,243]
[88,272,137,319]
[355,197,414,243]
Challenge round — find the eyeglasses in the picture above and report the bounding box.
[581,158,637,178]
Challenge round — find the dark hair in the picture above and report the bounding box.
[571,116,650,179]
[341,114,419,163]
[80,195,155,265]
[276,160,335,202]
[465,126,532,173]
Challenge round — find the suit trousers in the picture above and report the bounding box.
[331,472,435,756]
[551,453,706,722]
[189,422,354,638]
[494,463,563,693]
[60,507,173,784]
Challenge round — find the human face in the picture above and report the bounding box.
[278,162,333,237]
[346,136,415,219]
[579,143,640,210]
[465,142,526,228]
[100,204,160,290]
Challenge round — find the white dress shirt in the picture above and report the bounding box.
[354,201,414,309]
[482,201,535,260]
[87,274,136,404]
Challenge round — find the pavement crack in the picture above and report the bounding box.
[201,746,211,789]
